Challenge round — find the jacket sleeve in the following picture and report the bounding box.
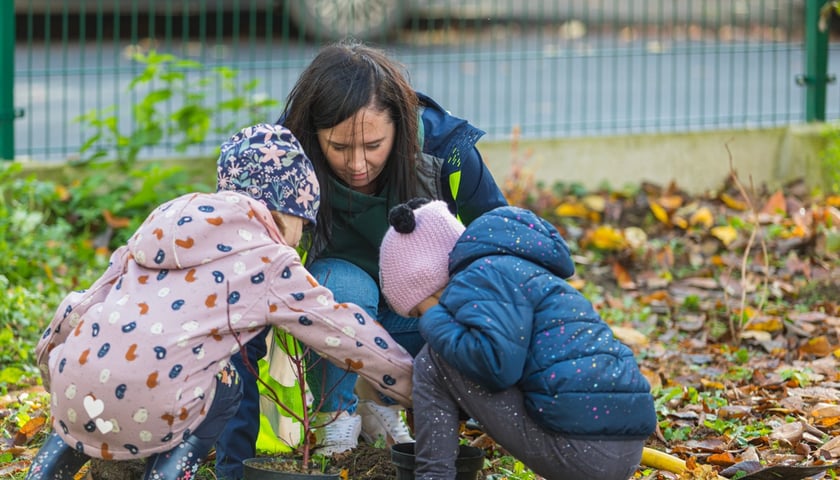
[267,256,414,407]
[419,264,532,391]
[450,146,508,226]
[35,247,130,389]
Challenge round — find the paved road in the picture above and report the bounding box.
[12,21,840,162]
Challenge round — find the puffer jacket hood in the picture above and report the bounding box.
[449,206,575,279]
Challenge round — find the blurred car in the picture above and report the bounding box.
[16,0,803,41]
[14,0,606,41]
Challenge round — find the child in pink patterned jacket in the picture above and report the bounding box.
[26,124,413,480]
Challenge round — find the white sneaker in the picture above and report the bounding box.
[313,411,361,456]
[358,400,414,445]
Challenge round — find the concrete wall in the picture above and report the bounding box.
[14,125,833,196]
[478,124,831,195]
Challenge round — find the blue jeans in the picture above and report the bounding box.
[28,366,242,480]
[214,327,270,480]
[307,258,425,412]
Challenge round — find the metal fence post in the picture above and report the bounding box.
[0,0,15,160]
[803,0,832,122]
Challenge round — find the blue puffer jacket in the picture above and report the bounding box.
[419,206,657,439]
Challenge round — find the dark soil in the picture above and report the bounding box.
[328,443,396,480]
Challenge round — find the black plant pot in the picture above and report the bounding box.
[390,442,484,480]
[242,457,342,480]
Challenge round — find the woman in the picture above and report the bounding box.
[215,40,507,479]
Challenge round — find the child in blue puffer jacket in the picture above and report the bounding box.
[378,198,657,480]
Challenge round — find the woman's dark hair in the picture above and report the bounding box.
[281,39,420,256]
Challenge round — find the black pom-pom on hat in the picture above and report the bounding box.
[388,198,432,234]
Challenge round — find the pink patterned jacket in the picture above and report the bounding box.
[36,191,413,460]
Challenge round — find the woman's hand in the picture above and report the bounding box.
[410,288,444,317]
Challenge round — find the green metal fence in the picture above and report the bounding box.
[1,0,836,162]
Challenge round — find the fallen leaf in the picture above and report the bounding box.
[13,416,46,446]
[567,277,586,290]
[650,200,671,225]
[680,277,719,289]
[710,225,738,247]
[700,378,725,390]
[818,436,840,458]
[744,316,784,333]
[690,206,715,229]
[720,192,748,211]
[555,202,589,218]
[612,261,636,289]
[623,226,648,249]
[611,326,649,347]
[659,194,684,211]
[589,225,626,250]
[706,451,737,467]
[103,209,131,229]
[810,404,840,427]
[769,421,804,446]
[582,194,606,212]
[760,190,787,216]
[717,405,752,419]
[800,336,834,357]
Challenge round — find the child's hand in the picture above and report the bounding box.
[410,289,444,317]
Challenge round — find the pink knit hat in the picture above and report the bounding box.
[379,198,465,317]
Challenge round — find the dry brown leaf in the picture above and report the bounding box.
[720,192,748,211]
[659,194,685,211]
[744,316,784,333]
[810,404,840,426]
[679,438,729,453]
[567,277,586,290]
[650,200,671,225]
[639,290,671,304]
[769,421,804,446]
[13,416,46,446]
[640,366,662,390]
[103,209,131,229]
[612,261,637,289]
[681,277,719,290]
[623,226,648,249]
[554,202,589,218]
[818,435,840,458]
[717,405,752,419]
[800,336,834,357]
[690,206,715,229]
[611,325,649,347]
[582,194,606,212]
[739,330,773,342]
[700,378,725,390]
[589,225,626,250]
[710,225,738,247]
[760,190,787,216]
[706,451,737,467]
[787,311,828,323]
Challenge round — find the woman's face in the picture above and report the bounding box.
[317,106,395,195]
